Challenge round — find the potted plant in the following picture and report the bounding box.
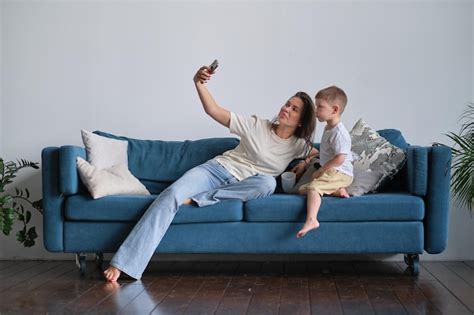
[446,102,473,212]
[0,158,43,247]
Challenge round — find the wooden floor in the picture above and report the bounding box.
[0,260,473,314]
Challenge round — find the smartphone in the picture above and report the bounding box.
[209,59,219,72]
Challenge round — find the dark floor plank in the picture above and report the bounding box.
[336,277,375,315]
[394,287,441,315]
[365,288,407,314]
[183,275,231,314]
[118,275,181,314]
[61,281,124,314]
[0,260,16,271]
[464,261,474,269]
[422,261,474,312]
[416,279,472,315]
[246,276,281,315]
[0,261,38,280]
[443,261,474,287]
[215,275,257,314]
[279,275,310,315]
[309,285,344,315]
[150,275,205,314]
[88,281,146,314]
[5,262,75,291]
[0,261,103,314]
[2,259,474,314]
[0,261,60,292]
[394,261,438,282]
[0,262,76,313]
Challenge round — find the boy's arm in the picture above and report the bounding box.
[291,147,319,177]
[312,154,346,179]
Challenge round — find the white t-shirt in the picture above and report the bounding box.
[214,112,309,181]
[319,122,353,177]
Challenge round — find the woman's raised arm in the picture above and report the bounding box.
[193,66,231,128]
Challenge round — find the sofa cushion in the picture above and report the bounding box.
[64,195,243,223]
[244,193,424,222]
[93,131,239,182]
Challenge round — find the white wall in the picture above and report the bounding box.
[1,1,473,260]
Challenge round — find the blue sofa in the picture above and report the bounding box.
[41,129,452,276]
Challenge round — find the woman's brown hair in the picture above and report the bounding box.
[273,91,316,156]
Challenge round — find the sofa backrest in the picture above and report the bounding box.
[57,129,412,195]
[92,129,411,194]
[94,131,239,183]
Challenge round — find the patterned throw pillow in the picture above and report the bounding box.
[347,119,406,196]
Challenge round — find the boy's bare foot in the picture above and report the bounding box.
[296,218,320,238]
[104,265,121,282]
[331,188,350,198]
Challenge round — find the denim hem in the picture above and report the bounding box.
[110,261,142,280]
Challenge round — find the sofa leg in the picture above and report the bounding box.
[75,253,87,276]
[404,254,419,276]
[95,253,104,270]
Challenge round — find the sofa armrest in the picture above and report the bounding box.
[406,146,428,196]
[41,147,65,252]
[424,145,452,254]
[59,145,86,195]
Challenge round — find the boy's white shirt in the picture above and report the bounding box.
[214,112,308,181]
[319,122,353,177]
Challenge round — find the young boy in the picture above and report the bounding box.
[296,86,353,238]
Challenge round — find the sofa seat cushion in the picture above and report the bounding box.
[65,195,243,223]
[244,193,424,222]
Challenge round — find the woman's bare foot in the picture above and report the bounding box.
[104,280,120,291]
[331,188,350,198]
[296,218,320,238]
[182,198,193,205]
[104,265,121,282]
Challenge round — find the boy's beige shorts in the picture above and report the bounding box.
[296,167,353,196]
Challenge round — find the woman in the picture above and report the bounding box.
[104,64,317,282]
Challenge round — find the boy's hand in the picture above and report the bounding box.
[290,161,306,179]
[311,169,324,180]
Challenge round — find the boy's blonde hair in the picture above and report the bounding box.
[315,86,348,114]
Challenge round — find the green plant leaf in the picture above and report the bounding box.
[16,229,25,242]
[26,211,31,224]
[446,102,474,212]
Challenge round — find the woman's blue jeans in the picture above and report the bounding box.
[110,159,276,279]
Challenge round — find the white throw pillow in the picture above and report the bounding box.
[76,157,150,199]
[347,119,406,196]
[81,129,128,169]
